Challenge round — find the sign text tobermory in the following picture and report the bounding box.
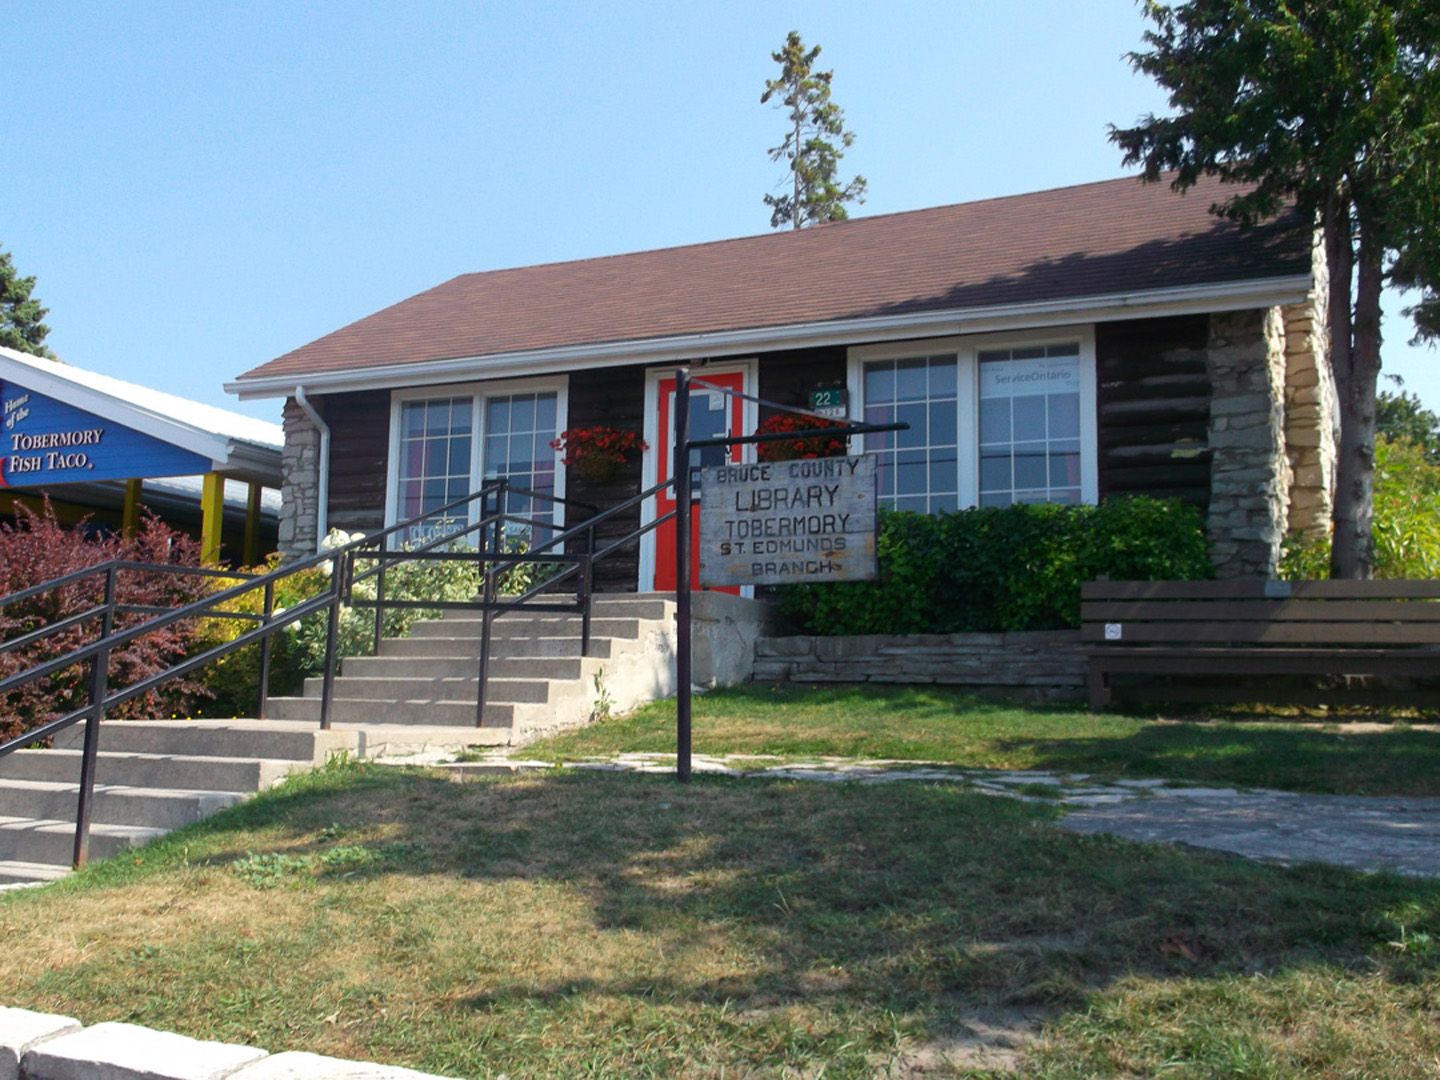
[699,454,877,587]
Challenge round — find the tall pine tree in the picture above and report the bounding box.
[761,31,867,230]
[0,245,55,358]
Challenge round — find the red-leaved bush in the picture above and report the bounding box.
[0,501,216,743]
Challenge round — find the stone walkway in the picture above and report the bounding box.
[431,752,1440,879]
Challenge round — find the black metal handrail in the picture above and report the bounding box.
[0,473,678,869]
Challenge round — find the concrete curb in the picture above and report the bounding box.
[0,1008,454,1080]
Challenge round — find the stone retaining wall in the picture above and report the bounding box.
[752,631,1086,700]
[0,1006,449,1080]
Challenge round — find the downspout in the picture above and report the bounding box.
[294,385,330,552]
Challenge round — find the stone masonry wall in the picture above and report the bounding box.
[1282,231,1339,538]
[278,397,320,560]
[752,631,1086,701]
[1205,308,1291,577]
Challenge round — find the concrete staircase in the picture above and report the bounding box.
[266,593,678,740]
[0,594,679,889]
[0,720,364,888]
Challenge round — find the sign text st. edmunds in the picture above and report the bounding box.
[699,455,877,587]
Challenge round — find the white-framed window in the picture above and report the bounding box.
[385,377,569,545]
[847,328,1097,512]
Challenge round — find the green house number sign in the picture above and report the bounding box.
[809,387,848,419]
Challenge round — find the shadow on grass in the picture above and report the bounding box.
[104,766,1440,991]
[8,761,1439,1075]
[994,722,1440,796]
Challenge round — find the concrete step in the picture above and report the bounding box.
[380,635,617,660]
[442,597,674,622]
[407,616,643,641]
[53,721,362,763]
[342,655,587,681]
[0,780,243,830]
[0,749,305,793]
[300,675,563,706]
[0,860,72,887]
[265,696,520,728]
[0,816,164,866]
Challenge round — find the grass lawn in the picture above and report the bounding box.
[525,684,1440,797]
[1,762,1436,1078]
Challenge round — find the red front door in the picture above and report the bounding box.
[654,370,747,593]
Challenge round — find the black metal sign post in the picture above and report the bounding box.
[673,368,694,782]
[668,367,906,783]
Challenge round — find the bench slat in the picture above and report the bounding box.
[1081,579,1440,600]
[1082,600,1440,623]
[1081,622,1440,645]
[1089,650,1435,676]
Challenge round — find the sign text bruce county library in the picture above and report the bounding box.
[699,455,877,587]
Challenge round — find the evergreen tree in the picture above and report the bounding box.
[1112,1,1440,578]
[0,245,55,358]
[1377,388,1440,464]
[761,31,867,230]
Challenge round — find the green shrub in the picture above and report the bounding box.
[1280,436,1440,580]
[196,530,544,716]
[776,496,1212,635]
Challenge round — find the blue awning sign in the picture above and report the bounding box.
[1,378,213,488]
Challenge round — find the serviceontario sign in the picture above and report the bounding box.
[699,454,877,587]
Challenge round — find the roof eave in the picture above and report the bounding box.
[227,274,1314,400]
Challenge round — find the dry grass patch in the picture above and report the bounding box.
[0,762,1435,1077]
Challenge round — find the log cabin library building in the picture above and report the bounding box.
[228,174,1337,591]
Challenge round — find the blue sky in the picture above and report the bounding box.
[9,0,1437,422]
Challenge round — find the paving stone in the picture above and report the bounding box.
[0,1007,81,1080]
[21,1022,267,1080]
[231,1050,450,1079]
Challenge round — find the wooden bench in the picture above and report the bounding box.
[1082,579,1440,711]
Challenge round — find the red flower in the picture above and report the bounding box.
[756,413,849,462]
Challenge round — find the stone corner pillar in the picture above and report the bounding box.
[1205,308,1291,578]
[278,396,320,561]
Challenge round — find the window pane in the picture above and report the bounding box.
[511,394,536,434]
[931,492,958,513]
[980,452,1010,493]
[1050,453,1079,487]
[928,358,957,398]
[896,402,926,448]
[1048,394,1080,439]
[1014,448,1047,489]
[979,398,1010,444]
[1013,345,1045,360]
[895,359,927,402]
[866,364,895,405]
[895,495,926,514]
[897,458,926,495]
[486,397,509,431]
[535,394,557,434]
[402,405,425,438]
[1013,397,1046,441]
[980,491,1011,508]
[929,457,956,495]
[449,440,470,475]
[930,402,956,451]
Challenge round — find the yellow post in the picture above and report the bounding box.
[200,472,225,565]
[121,479,144,537]
[243,482,263,566]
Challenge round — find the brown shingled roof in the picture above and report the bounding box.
[236,173,1310,383]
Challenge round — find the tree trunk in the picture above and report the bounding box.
[1329,205,1383,579]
